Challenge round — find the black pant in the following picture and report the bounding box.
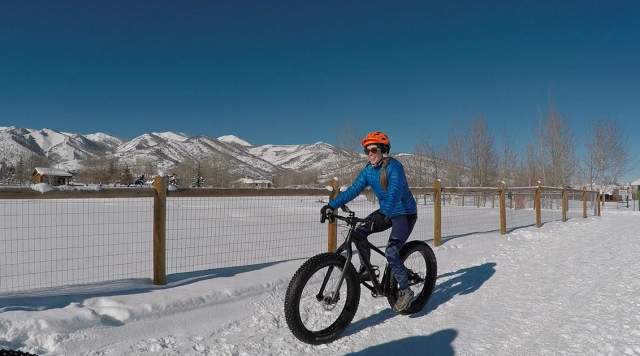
[352,210,418,289]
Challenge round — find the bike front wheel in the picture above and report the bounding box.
[387,240,437,314]
[284,253,360,344]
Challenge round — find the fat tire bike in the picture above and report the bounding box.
[284,205,437,344]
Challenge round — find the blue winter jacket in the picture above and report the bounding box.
[329,158,417,218]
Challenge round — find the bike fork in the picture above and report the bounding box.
[317,232,354,304]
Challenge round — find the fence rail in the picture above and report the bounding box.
[0,180,604,294]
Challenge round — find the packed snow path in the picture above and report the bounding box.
[1,211,640,355]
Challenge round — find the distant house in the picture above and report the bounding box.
[231,177,272,189]
[589,184,620,202]
[32,167,73,186]
[632,178,640,194]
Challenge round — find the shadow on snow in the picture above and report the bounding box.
[0,261,280,312]
[413,261,496,317]
[346,329,458,356]
[342,262,496,337]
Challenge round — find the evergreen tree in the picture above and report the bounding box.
[16,158,26,184]
[0,160,6,183]
[120,164,134,186]
[191,162,205,187]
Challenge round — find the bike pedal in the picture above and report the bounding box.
[358,265,379,282]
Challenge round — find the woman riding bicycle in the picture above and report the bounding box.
[321,131,418,312]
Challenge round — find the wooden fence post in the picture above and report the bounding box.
[433,179,442,246]
[153,176,167,285]
[328,178,339,252]
[562,188,568,222]
[582,186,587,218]
[499,181,506,235]
[535,181,542,228]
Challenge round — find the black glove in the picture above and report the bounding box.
[369,211,391,231]
[320,204,335,223]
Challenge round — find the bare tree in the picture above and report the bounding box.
[203,156,235,187]
[467,116,497,186]
[517,143,543,186]
[498,136,518,185]
[541,103,576,186]
[172,158,198,187]
[336,121,362,153]
[413,139,444,185]
[585,119,630,188]
[412,140,430,186]
[444,129,466,187]
[77,157,120,184]
[273,169,320,187]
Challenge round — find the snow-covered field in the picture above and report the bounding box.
[1,205,638,355]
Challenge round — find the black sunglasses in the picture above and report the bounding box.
[364,146,380,154]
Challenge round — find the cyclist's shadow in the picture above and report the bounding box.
[411,262,496,318]
[346,329,457,356]
[343,262,496,335]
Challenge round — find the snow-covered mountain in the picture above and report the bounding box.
[248,142,361,172]
[0,127,108,164]
[217,135,252,147]
[0,127,365,181]
[0,128,45,164]
[113,133,285,178]
[84,132,124,152]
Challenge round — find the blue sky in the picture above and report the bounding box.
[1,1,639,179]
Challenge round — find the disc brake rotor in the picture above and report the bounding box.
[321,291,340,311]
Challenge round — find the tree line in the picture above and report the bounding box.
[403,105,630,188]
[339,104,631,189]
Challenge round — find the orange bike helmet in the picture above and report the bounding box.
[361,131,390,153]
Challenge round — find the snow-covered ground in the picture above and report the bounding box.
[1,208,639,355]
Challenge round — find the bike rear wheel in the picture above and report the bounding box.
[284,253,360,344]
[387,240,437,314]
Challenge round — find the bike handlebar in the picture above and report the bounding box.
[321,204,369,226]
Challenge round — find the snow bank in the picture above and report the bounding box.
[30,183,54,193]
[54,184,102,191]
[30,184,105,193]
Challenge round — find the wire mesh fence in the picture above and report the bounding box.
[166,195,327,275]
[567,190,585,220]
[602,197,637,211]
[441,190,501,239]
[506,191,536,231]
[0,184,603,294]
[0,197,152,293]
[540,190,563,224]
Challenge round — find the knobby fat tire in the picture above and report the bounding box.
[284,253,360,344]
[386,240,438,315]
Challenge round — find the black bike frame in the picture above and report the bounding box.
[318,212,392,303]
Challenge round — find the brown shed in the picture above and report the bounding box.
[32,167,73,186]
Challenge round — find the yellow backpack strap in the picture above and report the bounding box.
[379,157,391,191]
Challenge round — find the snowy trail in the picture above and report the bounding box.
[2,212,640,355]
